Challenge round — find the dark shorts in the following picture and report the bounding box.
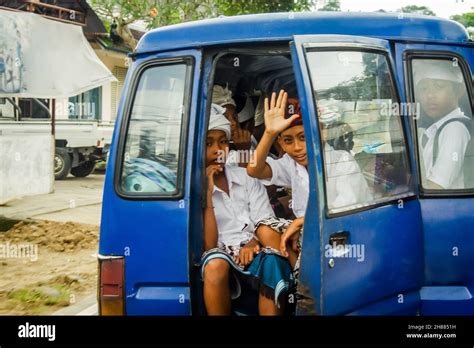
[200,247,295,306]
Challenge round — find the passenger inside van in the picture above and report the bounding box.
[413,60,473,189]
[201,104,294,315]
[212,84,253,167]
[247,90,307,273]
[318,104,374,210]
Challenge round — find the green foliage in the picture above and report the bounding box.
[450,12,474,28]
[8,286,70,307]
[398,5,436,16]
[319,0,340,12]
[88,0,161,29]
[88,0,315,30]
[217,0,314,16]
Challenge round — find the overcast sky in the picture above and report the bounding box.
[334,0,473,18]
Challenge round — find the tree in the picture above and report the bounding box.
[319,0,341,12]
[451,12,474,27]
[88,0,315,49]
[88,0,159,49]
[217,0,314,16]
[398,5,436,16]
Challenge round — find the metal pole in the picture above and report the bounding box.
[51,98,55,136]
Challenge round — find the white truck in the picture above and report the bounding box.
[0,98,114,180]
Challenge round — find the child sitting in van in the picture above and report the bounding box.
[414,60,472,189]
[201,103,294,316]
[246,90,307,270]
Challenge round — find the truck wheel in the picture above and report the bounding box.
[54,148,72,180]
[71,161,96,178]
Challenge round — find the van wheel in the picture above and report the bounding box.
[54,148,72,180]
[71,161,96,178]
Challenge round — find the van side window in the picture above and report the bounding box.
[410,58,473,191]
[120,63,188,195]
[306,50,412,214]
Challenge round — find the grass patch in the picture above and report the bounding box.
[8,284,71,307]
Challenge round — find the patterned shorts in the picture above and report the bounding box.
[254,216,303,279]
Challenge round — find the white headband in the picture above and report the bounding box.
[414,60,464,85]
[209,103,231,140]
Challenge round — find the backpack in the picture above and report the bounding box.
[433,117,474,189]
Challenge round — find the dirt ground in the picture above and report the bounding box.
[0,220,99,315]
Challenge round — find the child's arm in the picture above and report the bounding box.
[247,90,300,179]
[203,165,222,251]
[280,217,304,257]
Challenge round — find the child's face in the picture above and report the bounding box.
[278,125,307,166]
[206,130,229,167]
[417,79,461,120]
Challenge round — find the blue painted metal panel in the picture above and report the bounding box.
[100,49,202,315]
[100,14,474,316]
[421,286,474,315]
[421,199,474,285]
[347,290,420,316]
[395,42,474,314]
[127,286,191,315]
[292,35,424,315]
[136,12,469,55]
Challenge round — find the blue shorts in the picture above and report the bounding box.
[201,247,295,306]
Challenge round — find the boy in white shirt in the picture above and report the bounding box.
[202,104,294,316]
[247,91,307,268]
[414,60,472,189]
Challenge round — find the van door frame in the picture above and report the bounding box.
[397,43,474,314]
[101,48,201,315]
[291,35,424,315]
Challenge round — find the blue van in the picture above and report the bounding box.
[98,12,474,316]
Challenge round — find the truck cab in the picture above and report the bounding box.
[98,12,474,315]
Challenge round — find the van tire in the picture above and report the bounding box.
[54,148,72,180]
[71,161,96,178]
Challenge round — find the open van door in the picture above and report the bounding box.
[395,43,474,315]
[291,35,424,315]
[100,49,201,315]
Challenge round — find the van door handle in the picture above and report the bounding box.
[329,231,349,247]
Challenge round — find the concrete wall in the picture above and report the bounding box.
[101,82,112,122]
[0,134,54,204]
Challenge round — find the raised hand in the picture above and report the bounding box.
[264,90,300,137]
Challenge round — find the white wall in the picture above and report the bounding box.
[0,134,54,204]
[101,82,112,122]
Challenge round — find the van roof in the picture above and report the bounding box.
[135,12,470,54]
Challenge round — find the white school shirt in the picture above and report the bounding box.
[261,153,309,218]
[420,108,471,189]
[324,143,373,211]
[212,165,274,248]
